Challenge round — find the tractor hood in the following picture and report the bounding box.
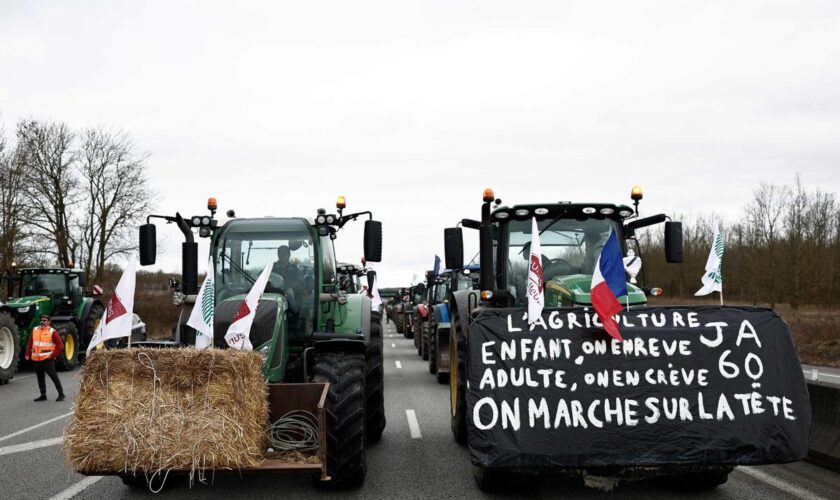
[3,296,49,309]
[544,274,647,306]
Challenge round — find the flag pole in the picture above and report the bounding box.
[719,289,723,307]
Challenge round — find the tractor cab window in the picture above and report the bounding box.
[434,281,449,303]
[320,236,337,286]
[505,216,621,306]
[214,219,317,340]
[21,274,66,297]
[67,275,82,302]
[454,272,476,291]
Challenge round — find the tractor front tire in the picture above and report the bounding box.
[450,311,468,445]
[365,312,386,444]
[394,314,406,335]
[314,351,367,487]
[428,326,437,374]
[0,313,21,385]
[55,323,80,372]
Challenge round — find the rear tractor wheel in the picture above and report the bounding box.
[365,313,386,444]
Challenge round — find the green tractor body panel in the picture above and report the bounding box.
[208,216,371,381]
[545,274,646,307]
[0,297,51,349]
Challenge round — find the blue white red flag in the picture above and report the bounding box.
[590,230,627,341]
[433,254,442,276]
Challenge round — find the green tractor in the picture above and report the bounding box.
[0,267,105,383]
[134,196,384,486]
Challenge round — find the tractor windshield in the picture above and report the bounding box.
[505,216,622,306]
[215,223,315,298]
[21,273,66,297]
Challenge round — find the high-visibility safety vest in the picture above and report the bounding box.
[31,326,56,362]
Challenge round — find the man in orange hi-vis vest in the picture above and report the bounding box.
[24,314,65,402]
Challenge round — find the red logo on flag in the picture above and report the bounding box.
[105,293,127,323]
[529,255,544,293]
[232,301,251,323]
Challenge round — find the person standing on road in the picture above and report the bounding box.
[24,315,65,402]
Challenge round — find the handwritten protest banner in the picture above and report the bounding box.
[466,306,811,468]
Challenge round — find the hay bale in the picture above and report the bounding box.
[64,348,268,474]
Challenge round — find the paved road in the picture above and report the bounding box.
[1,322,838,499]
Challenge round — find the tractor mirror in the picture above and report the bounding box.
[364,220,383,262]
[444,227,464,269]
[366,271,376,291]
[664,221,683,263]
[139,224,157,266]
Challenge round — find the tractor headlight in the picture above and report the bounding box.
[316,215,326,224]
[326,214,336,224]
[17,306,30,313]
[191,216,201,226]
[199,227,211,238]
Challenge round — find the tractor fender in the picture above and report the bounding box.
[338,293,371,345]
[450,289,478,339]
[431,303,450,324]
[416,303,429,319]
[313,335,366,355]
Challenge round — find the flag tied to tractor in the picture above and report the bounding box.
[696,224,724,297]
[527,217,544,325]
[224,262,273,351]
[87,257,137,354]
[590,230,627,341]
[187,274,215,349]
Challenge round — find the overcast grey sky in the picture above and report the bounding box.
[1,1,839,286]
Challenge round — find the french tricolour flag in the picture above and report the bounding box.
[590,230,627,341]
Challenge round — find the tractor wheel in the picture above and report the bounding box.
[82,302,104,354]
[428,325,436,374]
[450,310,468,445]
[313,351,367,487]
[421,323,429,361]
[365,312,386,445]
[0,313,21,385]
[414,320,421,353]
[55,323,80,372]
[394,314,405,335]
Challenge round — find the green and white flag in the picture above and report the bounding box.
[695,224,724,296]
[187,275,215,349]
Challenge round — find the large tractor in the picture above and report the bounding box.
[443,188,811,491]
[422,265,480,384]
[132,196,384,486]
[0,266,105,383]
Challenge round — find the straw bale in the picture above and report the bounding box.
[64,348,268,474]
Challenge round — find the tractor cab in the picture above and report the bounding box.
[17,268,85,318]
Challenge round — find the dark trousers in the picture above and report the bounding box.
[35,359,63,396]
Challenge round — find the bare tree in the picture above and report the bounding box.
[15,119,80,266]
[78,127,153,282]
[744,183,790,308]
[0,128,31,277]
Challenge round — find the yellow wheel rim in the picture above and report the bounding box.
[65,333,75,360]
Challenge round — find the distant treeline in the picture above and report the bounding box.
[638,174,839,309]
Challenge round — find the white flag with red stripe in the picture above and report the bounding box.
[87,257,137,354]
[224,262,273,350]
[527,217,545,324]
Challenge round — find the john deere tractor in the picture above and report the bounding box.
[131,196,384,486]
[0,267,105,383]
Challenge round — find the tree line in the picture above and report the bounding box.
[0,118,154,287]
[638,174,840,309]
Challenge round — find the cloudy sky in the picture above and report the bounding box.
[1,1,838,286]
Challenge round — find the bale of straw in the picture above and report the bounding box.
[64,348,268,474]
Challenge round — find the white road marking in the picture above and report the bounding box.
[391,343,396,348]
[48,476,104,500]
[395,360,402,369]
[11,374,36,381]
[738,466,830,500]
[0,412,72,443]
[0,436,63,456]
[405,409,422,438]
